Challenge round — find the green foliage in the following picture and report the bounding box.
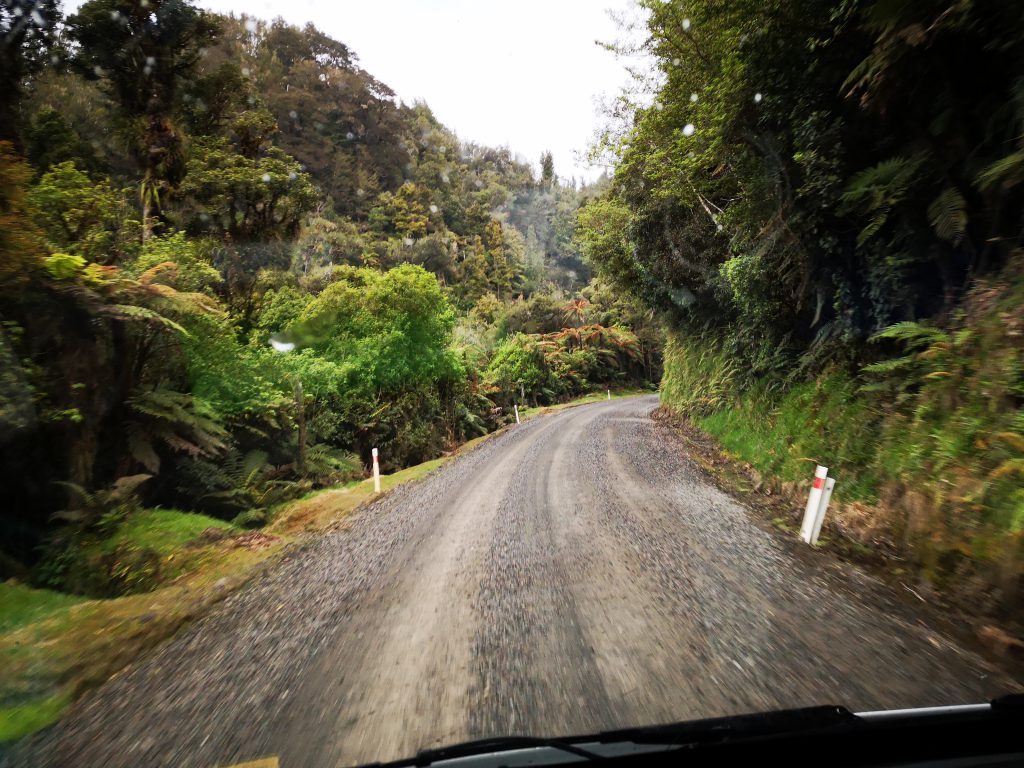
[38,503,234,597]
[0,0,60,142]
[0,144,45,289]
[24,107,100,176]
[584,0,1024,370]
[29,162,140,263]
[125,389,227,473]
[42,253,87,281]
[485,335,546,400]
[296,264,459,392]
[2,5,654,597]
[178,132,318,242]
[662,261,1024,599]
[67,0,220,229]
[129,232,221,293]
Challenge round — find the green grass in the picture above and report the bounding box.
[0,583,84,635]
[106,508,235,556]
[0,690,71,743]
[697,373,881,502]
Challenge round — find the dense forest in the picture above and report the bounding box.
[0,0,660,593]
[577,0,1024,610]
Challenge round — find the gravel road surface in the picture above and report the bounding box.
[6,395,1013,767]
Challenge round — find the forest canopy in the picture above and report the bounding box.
[0,0,659,592]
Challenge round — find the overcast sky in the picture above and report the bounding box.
[66,0,642,182]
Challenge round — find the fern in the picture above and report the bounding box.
[975,149,1024,191]
[839,154,928,244]
[869,321,949,349]
[927,186,968,244]
[125,389,228,472]
[106,304,189,336]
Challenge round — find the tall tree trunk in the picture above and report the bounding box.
[141,172,155,242]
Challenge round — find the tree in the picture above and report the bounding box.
[540,151,555,188]
[66,0,219,238]
[28,161,141,263]
[24,107,101,176]
[368,182,431,239]
[0,0,60,142]
[0,143,45,290]
[177,126,318,242]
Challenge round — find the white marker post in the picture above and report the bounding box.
[514,404,520,424]
[799,465,828,544]
[810,476,836,545]
[371,447,381,493]
[607,389,611,400]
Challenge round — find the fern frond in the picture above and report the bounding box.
[975,150,1024,191]
[107,304,189,336]
[927,186,967,244]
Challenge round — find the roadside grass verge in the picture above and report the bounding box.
[0,389,635,744]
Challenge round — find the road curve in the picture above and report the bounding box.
[6,395,1012,767]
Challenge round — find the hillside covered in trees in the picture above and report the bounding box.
[0,0,660,592]
[577,0,1024,611]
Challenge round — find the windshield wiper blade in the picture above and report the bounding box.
[409,735,608,765]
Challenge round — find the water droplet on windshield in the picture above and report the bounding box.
[403,238,414,246]
[754,92,763,103]
[682,123,695,137]
[288,171,298,181]
[356,188,365,197]
[682,18,691,31]
[241,67,251,77]
[690,93,698,103]
[429,205,439,214]
[93,65,105,77]
[345,131,355,140]
[289,110,298,119]
[261,173,271,183]
[672,58,680,66]
[441,173,450,184]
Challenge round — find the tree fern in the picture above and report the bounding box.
[106,304,189,336]
[126,389,228,472]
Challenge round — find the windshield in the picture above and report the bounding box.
[0,1,1022,766]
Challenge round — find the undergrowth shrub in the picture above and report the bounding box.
[661,258,1024,609]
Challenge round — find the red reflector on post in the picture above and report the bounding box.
[813,476,825,490]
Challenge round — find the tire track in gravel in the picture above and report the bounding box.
[5,394,1016,768]
[467,402,617,739]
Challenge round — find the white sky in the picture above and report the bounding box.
[65,0,642,182]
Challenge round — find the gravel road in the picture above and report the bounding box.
[6,395,1014,767]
